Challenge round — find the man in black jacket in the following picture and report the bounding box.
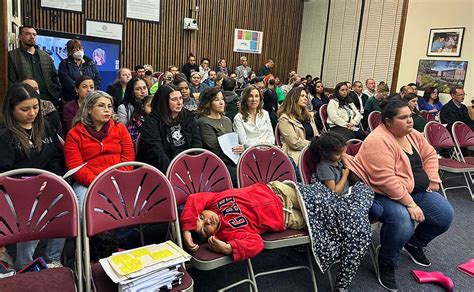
[439,87,474,132]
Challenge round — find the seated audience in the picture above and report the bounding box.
[362,78,376,98]
[404,93,427,133]
[350,81,369,116]
[343,98,454,291]
[0,83,65,270]
[58,39,101,102]
[173,78,198,112]
[234,56,252,87]
[233,85,275,148]
[181,53,199,80]
[203,70,217,87]
[327,82,366,140]
[262,79,279,130]
[64,91,135,212]
[257,59,274,76]
[221,77,240,122]
[278,87,318,168]
[439,86,474,131]
[420,87,442,114]
[215,59,229,76]
[364,83,389,122]
[127,94,153,145]
[197,87,244,185]
[62,76,95,135]
[199,58,211,81]
[117,77,148,127]
[106,67,132,107]
[137,85,201,173]
[189,72,209,96]
[20,78,61,133]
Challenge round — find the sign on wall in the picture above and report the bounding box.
[233,29,263,54]
[86,20,123,42]
[126,0,161,23]
[41,0,83,12]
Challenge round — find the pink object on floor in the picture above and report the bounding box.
[457,259,474,277]
[411,270,454,292]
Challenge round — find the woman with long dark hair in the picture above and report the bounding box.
[327,82,366,140]
[0,83,65,270]
[117,77,148,127]
[62,75,95,135]
[137,85,202,173]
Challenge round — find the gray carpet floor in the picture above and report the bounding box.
[188,175,474,291]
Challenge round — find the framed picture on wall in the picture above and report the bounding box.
[416,60,468,93]
[426,27,465,57]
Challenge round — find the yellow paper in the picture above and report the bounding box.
[131,248,151,257]
[151,249,173,260]
[110,254,132,265]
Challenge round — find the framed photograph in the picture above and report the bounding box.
[416,60,468,93]
[126,0,161,23]
[426,27,465,57]
[233,29,263,54]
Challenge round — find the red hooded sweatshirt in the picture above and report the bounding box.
[180,183,285,262]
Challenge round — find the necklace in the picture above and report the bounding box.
[26,128,34,146]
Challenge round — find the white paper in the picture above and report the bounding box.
[63,163,87,179]
[218,132,240,164]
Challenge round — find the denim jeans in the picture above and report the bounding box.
[15,238,65,270]
[72,182,88,217]
[375,191,454,267]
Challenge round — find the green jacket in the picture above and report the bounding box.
[8,47,61,104]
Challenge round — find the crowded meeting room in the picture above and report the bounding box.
[0,0,473,291]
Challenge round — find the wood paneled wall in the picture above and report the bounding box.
[22,0,304,80]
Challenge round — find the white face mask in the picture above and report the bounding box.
[73,50,84,60]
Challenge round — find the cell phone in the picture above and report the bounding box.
[18,257,48,274]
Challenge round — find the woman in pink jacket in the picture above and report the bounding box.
[343,98,453,291]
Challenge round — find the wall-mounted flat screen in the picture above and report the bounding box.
[35,29,121,91]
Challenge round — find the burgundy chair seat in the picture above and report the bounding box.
[439,158,474,170]
[463,156,474,165]
[92,263,192,291]
[191,243,231,261]
[0,267,76,292]
[261,229,309,241]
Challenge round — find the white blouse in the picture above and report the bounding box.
[233,110,275,148]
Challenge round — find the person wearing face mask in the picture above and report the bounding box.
[58,39,101,102]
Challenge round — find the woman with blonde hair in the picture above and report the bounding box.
[278,87,318,169]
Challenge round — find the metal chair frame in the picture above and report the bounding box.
[0,168,82,292]
[167,148,257,291]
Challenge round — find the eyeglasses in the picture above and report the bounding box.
[94,104,113,110]
[455,93,466,97]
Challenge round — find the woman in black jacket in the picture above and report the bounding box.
[137,85,202,173]
[0,83,65,270]
[58,39,101,102]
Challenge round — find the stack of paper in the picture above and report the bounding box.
[99,241,191,291]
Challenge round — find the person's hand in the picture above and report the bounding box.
[232,145,245,154]
[346,123,355,129]
[342,168,350,177]
[183,230,199,252]
[407,205,425,223]
[208,236,232,255]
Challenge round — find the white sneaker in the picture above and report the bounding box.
[47,261,63,269]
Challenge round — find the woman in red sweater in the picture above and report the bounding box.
[64,90,135,212]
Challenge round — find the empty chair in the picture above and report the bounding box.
[82,162,193,292]
[424,121,474,200]
[368,111,382,132]
[0,169,82,292]
[452,121,474,165]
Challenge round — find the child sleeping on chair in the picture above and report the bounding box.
[180,182,306,261]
